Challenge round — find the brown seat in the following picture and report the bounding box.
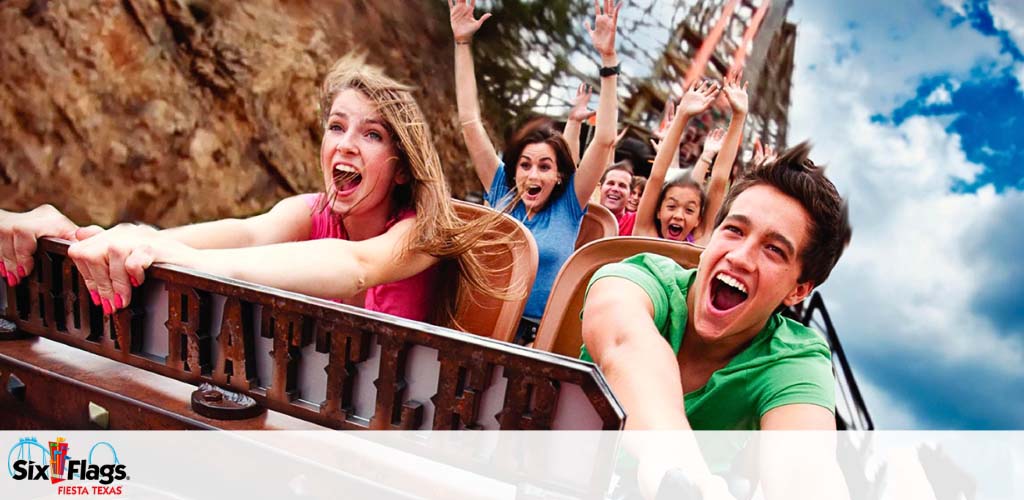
[533,236,703,357]
[575,202,619,249]
[452,200,539,342]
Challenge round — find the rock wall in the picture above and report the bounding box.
[0,0,478,227]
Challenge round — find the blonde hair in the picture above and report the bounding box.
[319,55,518,327]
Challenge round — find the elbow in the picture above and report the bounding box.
[582,292,628,364]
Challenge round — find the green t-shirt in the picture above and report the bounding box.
[581,253,835,430]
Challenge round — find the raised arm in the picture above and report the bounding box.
[632,81,719,236]
[563,82,595,166]
[449,0,499,187]
[693,70,747,245]
[67,218,438,312]
[574,0,623,208]
[691,127,724,186]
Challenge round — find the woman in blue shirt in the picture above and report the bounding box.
[448,0,623,343]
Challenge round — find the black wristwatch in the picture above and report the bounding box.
[599,63,621,77]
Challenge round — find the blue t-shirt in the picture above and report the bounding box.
[485,161,586,319]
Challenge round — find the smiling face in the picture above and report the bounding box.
[600,169,632,216]
[515,142,561,213]
[688,184,814,345]
[627,185,642,212]
[319,88,407,220]
[657,185,702,241]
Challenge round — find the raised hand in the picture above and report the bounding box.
[448,0,492,43]
[653,99,676,142]
[568,83,596,123]
[722,69,749,115]
[677,80,720,117]
[585,0,622,59]
[752,138,778,167]
[0,205,81,286]
[614,126,629,147]
[702,128,726,157]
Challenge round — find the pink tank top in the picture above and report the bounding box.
[302,194,439,323]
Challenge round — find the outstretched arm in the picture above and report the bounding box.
[449,0,499,188]
[693,70,747,245]
[583,276,736,499]
[574,0,623,208]
[157,194,312,250]
[67,218,438,312]
[563,82,595,166]
[632,81,719,236]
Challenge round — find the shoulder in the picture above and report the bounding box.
[588,253,694,331]
[769,316,832,356]
[752,316,835,417]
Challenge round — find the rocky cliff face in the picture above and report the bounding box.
[0,0,477,227]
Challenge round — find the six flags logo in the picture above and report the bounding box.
[7,437,128,494]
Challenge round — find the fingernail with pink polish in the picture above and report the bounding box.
[114,294,123,310]
[101,299,112,315]
[5,273,15,287]
[90,290,101,306]
[129,276,139,287]
[16,265,25,278]
[0,262,6,275]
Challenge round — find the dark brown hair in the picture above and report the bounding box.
[600,161,634,184]
[500,117,575,208]
[713,142,851,287]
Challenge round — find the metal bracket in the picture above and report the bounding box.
[0,318,28,341]
[190,382,265,420]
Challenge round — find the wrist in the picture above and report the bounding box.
[599,54,618,67]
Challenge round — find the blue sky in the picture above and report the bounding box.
[788,0,1024,428]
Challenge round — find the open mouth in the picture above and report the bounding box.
[333,165,363,194]
[710,273,749,312]
[525,185,542,197]
[666,223,684,239]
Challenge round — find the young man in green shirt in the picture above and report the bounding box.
[582,142,852,432]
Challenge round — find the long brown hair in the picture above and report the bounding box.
[319,55,520,327]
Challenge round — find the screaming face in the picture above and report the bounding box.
[515,142,561,214]
[687,184,814,344]
[657,186,702,241]
[319,89,407,220]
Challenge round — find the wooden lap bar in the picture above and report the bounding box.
[0,238,624,431]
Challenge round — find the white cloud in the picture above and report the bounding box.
[939,0,966,17]
[989,0,1024,93]
[989,0,1024,52]
[924,85,952,106]
[1014,62,1024,94]
[789,1,1024,428]
[791,0,1009,110]
[857,378,924,429]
